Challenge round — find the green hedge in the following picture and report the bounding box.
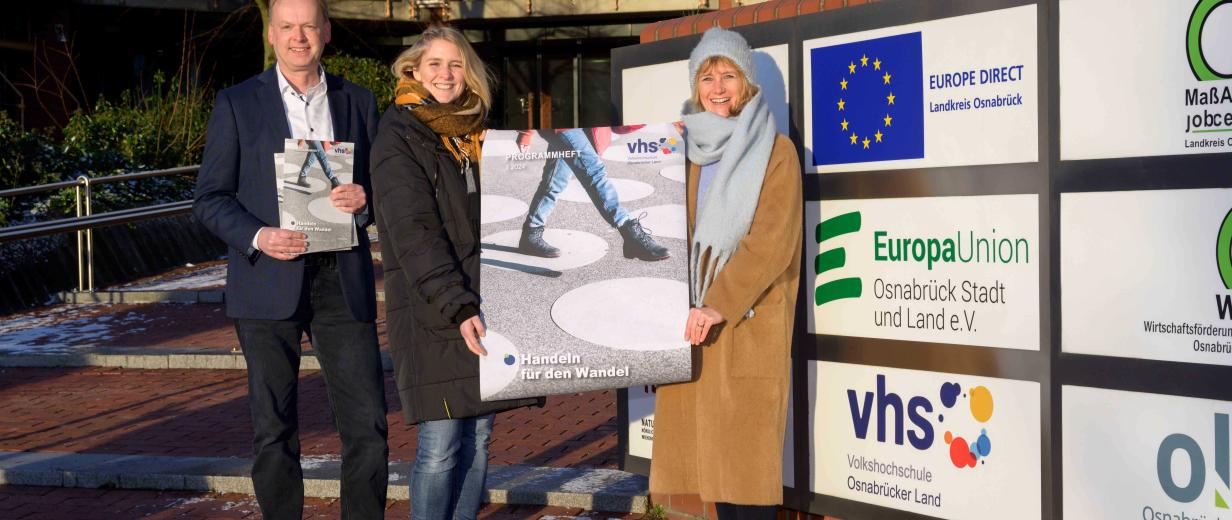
[324,53,396,110]
[1,54,396,226]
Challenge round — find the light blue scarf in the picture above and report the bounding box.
[683,91,775,306]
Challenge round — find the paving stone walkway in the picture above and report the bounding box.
[0,485,641,519]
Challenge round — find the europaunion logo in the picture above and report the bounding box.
[847,374,995,469]
[1157,413,1231,508]
[815,211,863,306]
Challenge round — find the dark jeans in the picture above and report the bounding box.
[235,254,389,520]
[715,503,778,520]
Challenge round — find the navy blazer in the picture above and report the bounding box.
[194,67,379,321]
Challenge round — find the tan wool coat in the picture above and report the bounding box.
[649,133,803,505]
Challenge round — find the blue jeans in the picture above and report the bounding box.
[525,128,628,229]
[298,140,339,187]
[411,414,494,520]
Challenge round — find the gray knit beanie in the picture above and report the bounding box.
[688,27,755,93]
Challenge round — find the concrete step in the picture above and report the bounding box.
[0,451,648,513]
[60,289,386,304]
[0,345,393,371]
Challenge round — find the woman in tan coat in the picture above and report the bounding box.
[650,27,802,520]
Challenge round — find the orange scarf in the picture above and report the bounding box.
[393,77,483,166]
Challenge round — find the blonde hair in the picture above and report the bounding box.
[391,26,492,116]
[690,55,759,116]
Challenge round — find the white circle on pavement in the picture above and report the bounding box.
[552,277,690,351]
[478,330,520,398]
[659,165,686,183]
[635,204,687,240]
[481,195,529,225]
[559,178,654,204]
[600,135,630,162]
[307,197,353,224]
[481,228,608,272]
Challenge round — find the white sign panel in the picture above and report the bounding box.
[1060,0,1232,159]
[803,5,1038,173]
[1062,189,1232,366]
[1064,385,1232,519]
[806,195,1040,350]
[627,384,656,459]
[811,361,1041,520]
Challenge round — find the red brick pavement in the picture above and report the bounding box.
[0,367,618,468]
[0,485,641,519]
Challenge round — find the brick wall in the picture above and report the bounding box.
[639,0,881,43]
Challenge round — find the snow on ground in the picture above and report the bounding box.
[0,304,146,353]
[117,264,227,291]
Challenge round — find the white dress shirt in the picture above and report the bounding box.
[253,65,336,251]
[277,63,334,141]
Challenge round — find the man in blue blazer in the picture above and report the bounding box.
[192,0,387,518]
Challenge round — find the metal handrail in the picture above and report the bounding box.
[0,179,83,198]
[0,165,201,292]
[0,165,199,198]
[0,200,194,242]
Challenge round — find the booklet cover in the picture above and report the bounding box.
[477,123,691,401]
[277,139,357,253]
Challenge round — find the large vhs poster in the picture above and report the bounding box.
[478,124,691,400]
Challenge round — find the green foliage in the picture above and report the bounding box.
[641,503,667,520]
[324,53,396,109]
[62,71,210,173]
[0,114,78,226]
[1,72,212,224]
[2,52,391,226]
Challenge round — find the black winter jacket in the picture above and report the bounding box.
[370,104,542,424]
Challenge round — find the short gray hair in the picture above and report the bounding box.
[269,0,331,23]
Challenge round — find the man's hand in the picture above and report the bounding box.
[460,315,488,357]
[257,227,308,260]
[329,183,367,214]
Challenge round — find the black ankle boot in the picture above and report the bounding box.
[519,225,561,258]
[619,218,670,261]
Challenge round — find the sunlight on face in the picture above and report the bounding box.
[696,60,745,118]
[414,39,466,104]
[267,0,331,74]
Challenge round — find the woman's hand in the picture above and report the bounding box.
[683,306,725,345]
[460,315,488,357]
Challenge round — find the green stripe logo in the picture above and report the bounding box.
[815,211,863,306]
[1218,208,1232,289]
[1188,0,1232,81]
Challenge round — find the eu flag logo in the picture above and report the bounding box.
[810,32,924,167]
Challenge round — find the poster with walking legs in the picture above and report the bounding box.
[479,124,691,400]
[277,139,357,253]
